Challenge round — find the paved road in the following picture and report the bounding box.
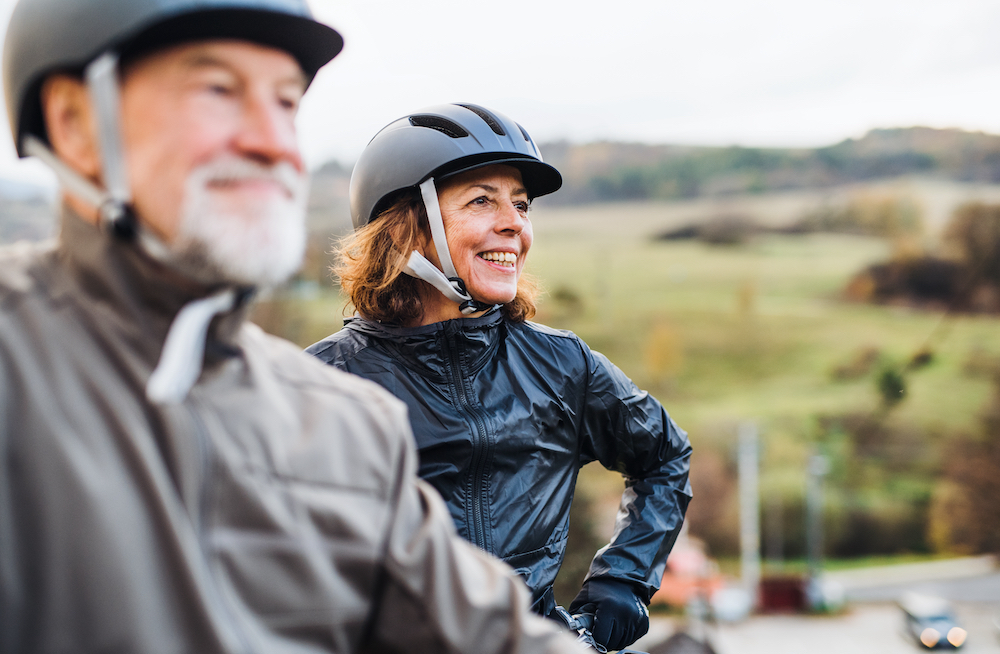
[710,602,999,654]
[829,555,1000,604]
[635,557,1000,654]
[844,571,1000,603]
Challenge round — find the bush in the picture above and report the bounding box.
[844,256,963,308]
[844,202,1000,313]
[654,214,759,246]
[943,202,1000,286]
[928,373,1000,554]
[794,193,924,238]
[684,449,740,556]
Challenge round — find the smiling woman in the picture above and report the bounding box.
[337,164,537,326]
[308,103,693,652]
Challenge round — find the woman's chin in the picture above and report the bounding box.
[472,288,517,307]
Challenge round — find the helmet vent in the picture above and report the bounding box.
[516,122,531,142]
[409,115,469,138]
[457,103,506,136]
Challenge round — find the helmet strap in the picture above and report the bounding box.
[410,178,493,315]
[419,178,461,280]
[29,51,179,262]
[84,52,136,239]
[402,251,471,304]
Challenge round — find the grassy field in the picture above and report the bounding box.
[528,200,998,440]
[263,181,1000,563]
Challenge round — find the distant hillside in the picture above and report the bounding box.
[4,127,1000,244]
[538,127,1000,205]
[307,159,352,236]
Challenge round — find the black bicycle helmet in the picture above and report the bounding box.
[350,103,562,230]
[4,0,343,156]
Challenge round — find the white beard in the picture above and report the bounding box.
[169,155,309,287]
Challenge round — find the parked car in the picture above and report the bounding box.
[899,593,967,649]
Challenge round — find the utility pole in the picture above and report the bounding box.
[806,451,830,609]
[738,422,760,610]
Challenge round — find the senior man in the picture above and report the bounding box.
[0,2,583,653]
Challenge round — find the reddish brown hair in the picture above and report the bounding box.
[334,191,537,326]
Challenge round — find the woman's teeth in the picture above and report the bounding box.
[479,251,517,268]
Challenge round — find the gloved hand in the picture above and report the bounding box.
[569,577,649,651]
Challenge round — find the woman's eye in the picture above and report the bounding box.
[515,201,530,213]
[470,196,489,206]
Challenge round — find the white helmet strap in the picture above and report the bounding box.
[403,177,491,316]
[85,52,132,225]
[25,134,109,211]
[419,178,461,280]
[402,250,472,306]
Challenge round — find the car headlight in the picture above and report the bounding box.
[946,627,967,647]
[920,627,941,648]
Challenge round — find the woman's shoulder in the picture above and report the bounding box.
[505,319,593,363]
[509,319,584,344]
[305,322,375,368]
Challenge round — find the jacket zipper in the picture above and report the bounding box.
[444,329,494,553]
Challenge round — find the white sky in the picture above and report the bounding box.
[1,0,1000,186]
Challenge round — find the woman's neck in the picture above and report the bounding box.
[412,285,488,326]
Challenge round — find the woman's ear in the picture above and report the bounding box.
[389,207,430,257]
[40,75,102,180]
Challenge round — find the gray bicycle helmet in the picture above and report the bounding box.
[4,0,343,157]
[349,103,562,314]
[1,0,342,405]
[351,103,561,230]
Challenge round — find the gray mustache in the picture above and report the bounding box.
[193,157,306,198]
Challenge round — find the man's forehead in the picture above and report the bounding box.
[129,39,307,86]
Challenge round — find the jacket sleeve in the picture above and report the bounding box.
[368,415,584,654]
[577,346,693,602]
[0,354,15,654]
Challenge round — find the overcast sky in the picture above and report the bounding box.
[1,0,999,185]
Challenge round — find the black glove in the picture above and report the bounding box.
[569,577,649,651]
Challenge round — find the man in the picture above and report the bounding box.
[0,1,583,653]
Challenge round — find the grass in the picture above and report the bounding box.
[714,552,961,578]
[526,221,996,442]
[523,201,999,559]
[270,188,1000,560]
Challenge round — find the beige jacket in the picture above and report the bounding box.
[0,212,582,654]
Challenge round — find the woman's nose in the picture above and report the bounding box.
[495,201,525,233]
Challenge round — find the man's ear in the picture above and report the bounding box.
[40,75,101,180]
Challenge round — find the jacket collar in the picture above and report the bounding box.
[49,208,251,367]
[344,310,504,381]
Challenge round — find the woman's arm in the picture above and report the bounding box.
[575,347,693,600]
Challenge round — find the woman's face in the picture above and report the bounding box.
[418,164,531,322]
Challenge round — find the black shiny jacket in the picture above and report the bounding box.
[307,310,692,610]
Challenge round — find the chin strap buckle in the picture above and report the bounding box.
[459,299,482,315]
[99,200,137,241]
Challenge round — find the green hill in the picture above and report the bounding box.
[538,127,1000,204]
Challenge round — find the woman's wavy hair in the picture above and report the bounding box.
[334,190,538,326]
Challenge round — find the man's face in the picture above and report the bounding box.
[118,40,309,286]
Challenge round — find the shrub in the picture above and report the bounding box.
[929,372,1000,554]
[794,193,923,238]
[942,202,1000,286]
[654,214,759,246]
[844,257,963,307]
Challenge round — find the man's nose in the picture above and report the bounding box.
[233,94,303,171]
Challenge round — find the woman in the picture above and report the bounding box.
[308,104,692,651]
